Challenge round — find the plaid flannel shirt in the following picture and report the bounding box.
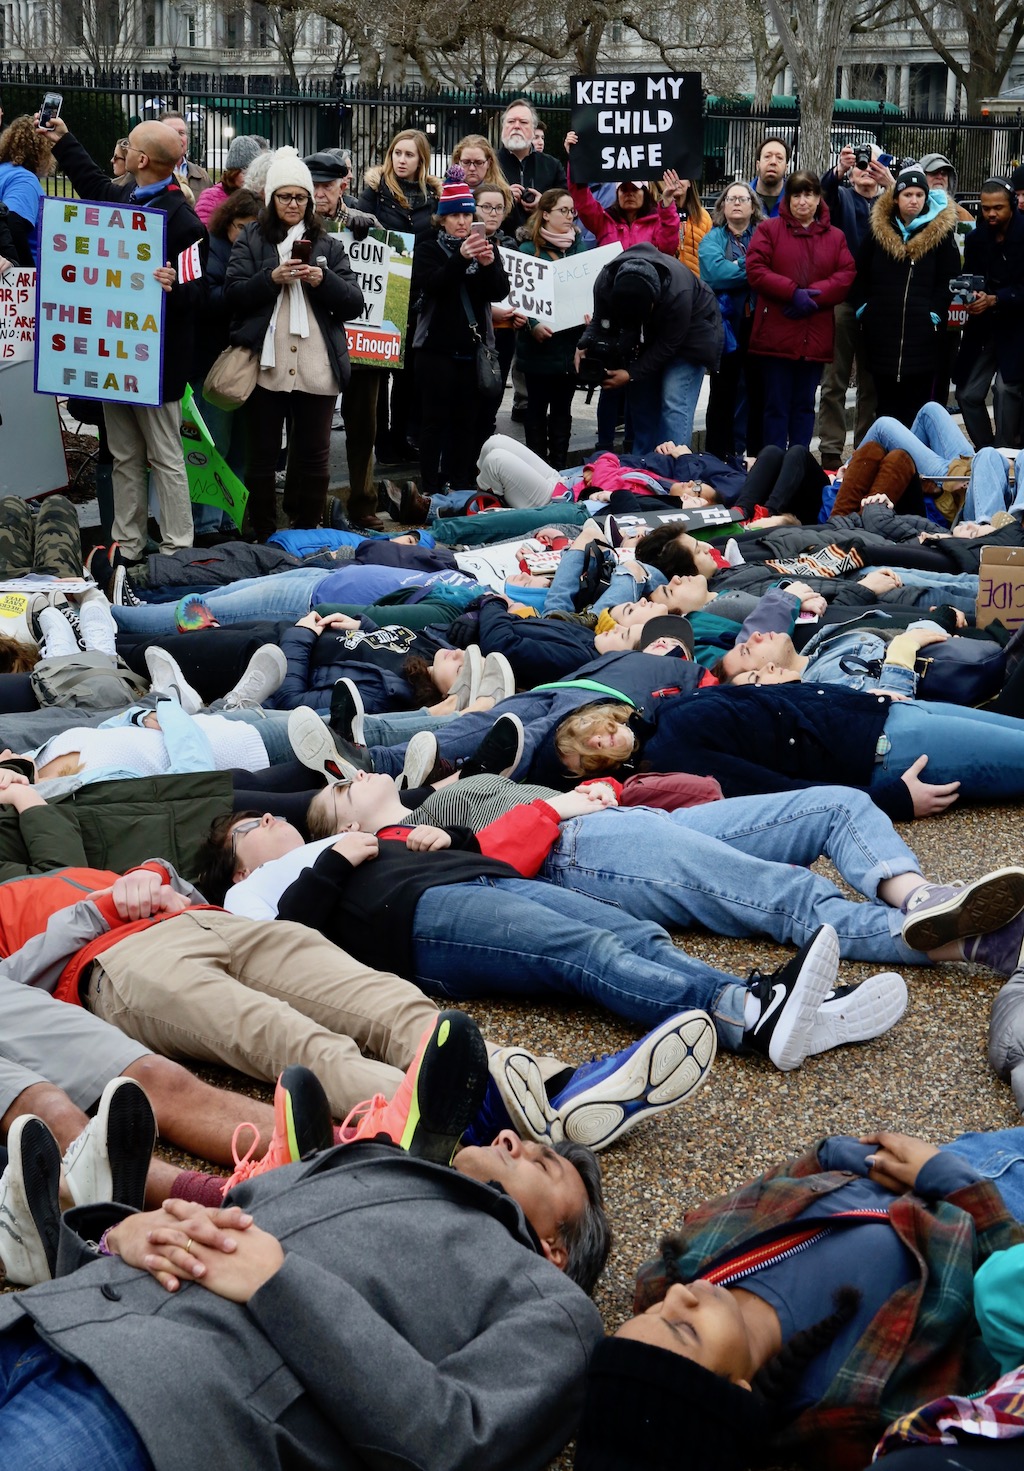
[875,1363,1024,1457]
[633,1140,1024,1471]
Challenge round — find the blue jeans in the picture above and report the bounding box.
[0,1322,153,1471]
[871,699,1024,802]
[542,789,924,963]
[111,569,326,634]
[628,357,706,457]
[412,877,747,1045]
[860,405,1011,520]
[857,565,980,615]
[944,1128,1024,1219]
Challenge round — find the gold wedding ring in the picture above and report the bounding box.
[184,1238,194,1255]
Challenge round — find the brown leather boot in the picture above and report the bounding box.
[830,441,886,517]
[870,449,917,507]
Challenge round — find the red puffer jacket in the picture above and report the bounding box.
[746,198,856,363]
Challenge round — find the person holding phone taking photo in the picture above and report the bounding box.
[0,113,56,264]
[225,148,364,541]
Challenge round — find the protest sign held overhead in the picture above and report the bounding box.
[339,226,413,368]
[34,196,166,406]
[496,247,555,320]
[569,72,703,184]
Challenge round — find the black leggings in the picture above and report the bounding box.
[733,444,828,522]
[117,623,284,705]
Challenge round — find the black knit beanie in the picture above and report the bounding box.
[574,1337,769,1471]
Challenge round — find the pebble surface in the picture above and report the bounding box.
[3,801,1022,1470]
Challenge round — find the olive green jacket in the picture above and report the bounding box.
[0,772,233,886]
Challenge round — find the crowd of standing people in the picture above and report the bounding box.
[3,88,1024,1471]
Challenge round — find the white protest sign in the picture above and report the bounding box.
[496,247,555,320]
[0,268,36,369]
[548,242,623,332]
[339,226,414,368]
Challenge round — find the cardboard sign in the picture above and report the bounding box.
[977,546,1024,631]
[496,248,555,320]
[548,242,623,332]
[570,71,703,184]
[34,196,166,406]
[180,387,249,529]
[0,268,36,369]
[337,226,413,368]
[0,359,68,496]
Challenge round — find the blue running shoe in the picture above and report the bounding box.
[493,1010,716,1151]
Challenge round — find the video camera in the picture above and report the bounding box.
[949,273,987,302]
[576,317,641,403]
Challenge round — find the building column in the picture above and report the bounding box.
[945,69,958,114]
[840,66,851,100]
[898,64,910,110]
[885,64,897,104]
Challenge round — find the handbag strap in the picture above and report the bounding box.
[459,285,483,345]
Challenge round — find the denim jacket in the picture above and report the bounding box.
[800,621,942,698]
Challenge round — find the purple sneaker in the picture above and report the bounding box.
[964,914,1024,977]
[902,867,1024,952]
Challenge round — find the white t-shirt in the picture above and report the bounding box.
[224,837,336,920]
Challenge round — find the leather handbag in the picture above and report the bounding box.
[460,286,503,400]
[202,345,259,411]
[840,636,1006,707]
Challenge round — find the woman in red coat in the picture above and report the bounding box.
[746,171,856,451]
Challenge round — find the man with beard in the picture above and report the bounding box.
[497,98,567,234]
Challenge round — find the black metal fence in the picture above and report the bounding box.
[1,62,1021,198]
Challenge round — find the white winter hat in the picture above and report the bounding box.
[264,146,314,205]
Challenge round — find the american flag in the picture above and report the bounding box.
[177,242,203,283]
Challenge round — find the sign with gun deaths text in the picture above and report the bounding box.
[0,268,36,368]
[496,248,555,321]
[340,226,413,369]
[34,196,166,406]
[570,71,703,185]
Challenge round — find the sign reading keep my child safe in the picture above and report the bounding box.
[34,196,167,406]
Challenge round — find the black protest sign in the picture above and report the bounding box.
[569,72,703,184]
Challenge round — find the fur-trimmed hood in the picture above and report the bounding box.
[361,163,442,198]
[870,188,957,261]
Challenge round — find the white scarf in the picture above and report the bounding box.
[261,222,311,370]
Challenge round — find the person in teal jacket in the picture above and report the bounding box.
[514,189,587,468]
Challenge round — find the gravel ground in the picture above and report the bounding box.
[2,798,1021,1469]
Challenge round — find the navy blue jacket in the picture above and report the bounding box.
[641,684,912,819]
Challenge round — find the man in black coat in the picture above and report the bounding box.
[955,179,1024,449]
[578,243,723,458]
[44,114,207,562]
[496,98,567,235]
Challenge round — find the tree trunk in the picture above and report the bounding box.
[762,0,859,174]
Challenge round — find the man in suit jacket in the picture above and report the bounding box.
[44,114,206,562]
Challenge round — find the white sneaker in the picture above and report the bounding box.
[61,1076,156,1210]
[449,646,483,710]
[0,1115,61,1284]
[220,645,288,711]
[477,651,515,704]
[397,730,439,790]
[144,646,203,715]
[807,973,908,1056]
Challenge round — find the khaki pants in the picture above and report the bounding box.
[815,301,878,460]
[103,398,194,560]
[85,910,437,1115]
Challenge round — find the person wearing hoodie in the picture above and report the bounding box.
[576,243,723,456]
[746,172,856,452]
[850,168,960,429]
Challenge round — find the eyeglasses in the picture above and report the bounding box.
[229,817,262,865]
[477,202,504,214]
[551,206,576,217]
[275,192,309,205]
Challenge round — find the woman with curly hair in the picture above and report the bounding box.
[0,115,55,263]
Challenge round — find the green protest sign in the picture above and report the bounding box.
[180,386,249,529]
